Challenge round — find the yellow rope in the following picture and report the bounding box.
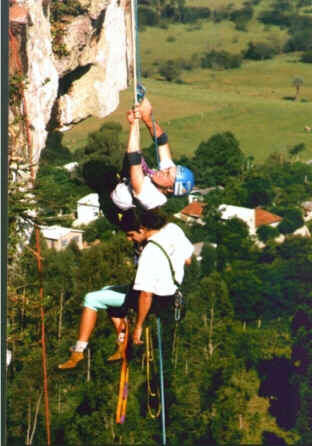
[145,326,161,419]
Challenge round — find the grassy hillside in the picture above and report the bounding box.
[62,0,312,164]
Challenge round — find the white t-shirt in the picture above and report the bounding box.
[111,176,167,211]
[133,223,194,296]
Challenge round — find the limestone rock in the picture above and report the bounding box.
[9,0,133,176]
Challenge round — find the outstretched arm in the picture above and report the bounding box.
[127,109,145,195]
[137,98,175,171]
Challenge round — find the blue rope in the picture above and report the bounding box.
[152,115,160,169]
[133,0,160,168]
[156,317,166,445]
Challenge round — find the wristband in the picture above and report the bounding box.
[127,151,142,166]
[156,132,168,146]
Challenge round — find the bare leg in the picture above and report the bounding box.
[78,307,98,342]
[111,317,126,334]
[107,316,128,361]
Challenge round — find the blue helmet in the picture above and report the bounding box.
[174,165,195,196]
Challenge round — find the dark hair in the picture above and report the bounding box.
[119,208,167,232]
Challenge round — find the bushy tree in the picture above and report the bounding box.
[191,132,245,186]
[242,175,275,208]
[244,41,276,60]
[201,50,242,70]
[158,60,182,82]
[278,208,304,234]
[81,122,124,194]
[257,224,280,243]
[301,49,312,63]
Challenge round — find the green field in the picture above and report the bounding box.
[62,0,312,164]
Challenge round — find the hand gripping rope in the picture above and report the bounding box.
[116,320,129,424]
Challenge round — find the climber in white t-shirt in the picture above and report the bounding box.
[111,97,195,212]
[58,209,194,369]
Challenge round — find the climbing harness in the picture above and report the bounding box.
[116,321,129,424]
[144,326,161,419]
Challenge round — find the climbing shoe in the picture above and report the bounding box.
[58,351,84,369]
[107,341,127,361]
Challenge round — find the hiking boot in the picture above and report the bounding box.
[107,341,127,362]
[58,351,84,369]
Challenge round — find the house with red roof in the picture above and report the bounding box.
[174,201,206,226]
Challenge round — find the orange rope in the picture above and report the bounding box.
[116,321,129,424]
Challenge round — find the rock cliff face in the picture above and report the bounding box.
[9,0,133,175]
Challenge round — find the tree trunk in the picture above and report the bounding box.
[239,414,243,429]
[87,348,91,382]
[58,291,64,344]
[26,391,43,445]
[208,307,214,358]
[57,385,61,414]
[185,359,189,376]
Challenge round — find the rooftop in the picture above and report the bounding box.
[78,193,100,206]
[255,208,282,228]
[40,225,83,241]
[181,201,205,218]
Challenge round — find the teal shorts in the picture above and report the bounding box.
[83,285,129,312]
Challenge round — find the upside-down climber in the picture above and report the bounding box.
[111,96,195,213]
[58,208,194,369]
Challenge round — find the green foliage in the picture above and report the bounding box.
[9,73,25,106]
[242,175,275,208]
[301,49,312,62]
[80,122,124,193]
[40,131,73,167]
[158,59,182,82]
[82,216,116,243]
[201,50,242,70]
[50,0,87,22]
[230,4,254,31]
[34,165,89,219]
[138,5,160,28]
[257,224,280,243]
[278,207,304,234]
[191,132,245,186]
[244,41,277,60]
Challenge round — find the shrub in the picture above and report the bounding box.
[284,30,312,52]
[230,6,254,26]
[201,50,242,70]
[138,5,159,27]
[244,41,276,60]
[278,208,304,234]
[180,7,211,24]
[167,35,176,43]
[158,60,182,81]
[257,225,280,243]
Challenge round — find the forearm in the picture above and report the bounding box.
[127,120,140,153]
[127,119,145,194]
[135,291,153,330]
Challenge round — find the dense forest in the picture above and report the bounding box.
[7,119,312,445]
[7,0,312,444]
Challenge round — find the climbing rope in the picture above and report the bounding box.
[116,321,129,424]
[131,0,160,168]
[156,317,167,445]
[144,326,161,419]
